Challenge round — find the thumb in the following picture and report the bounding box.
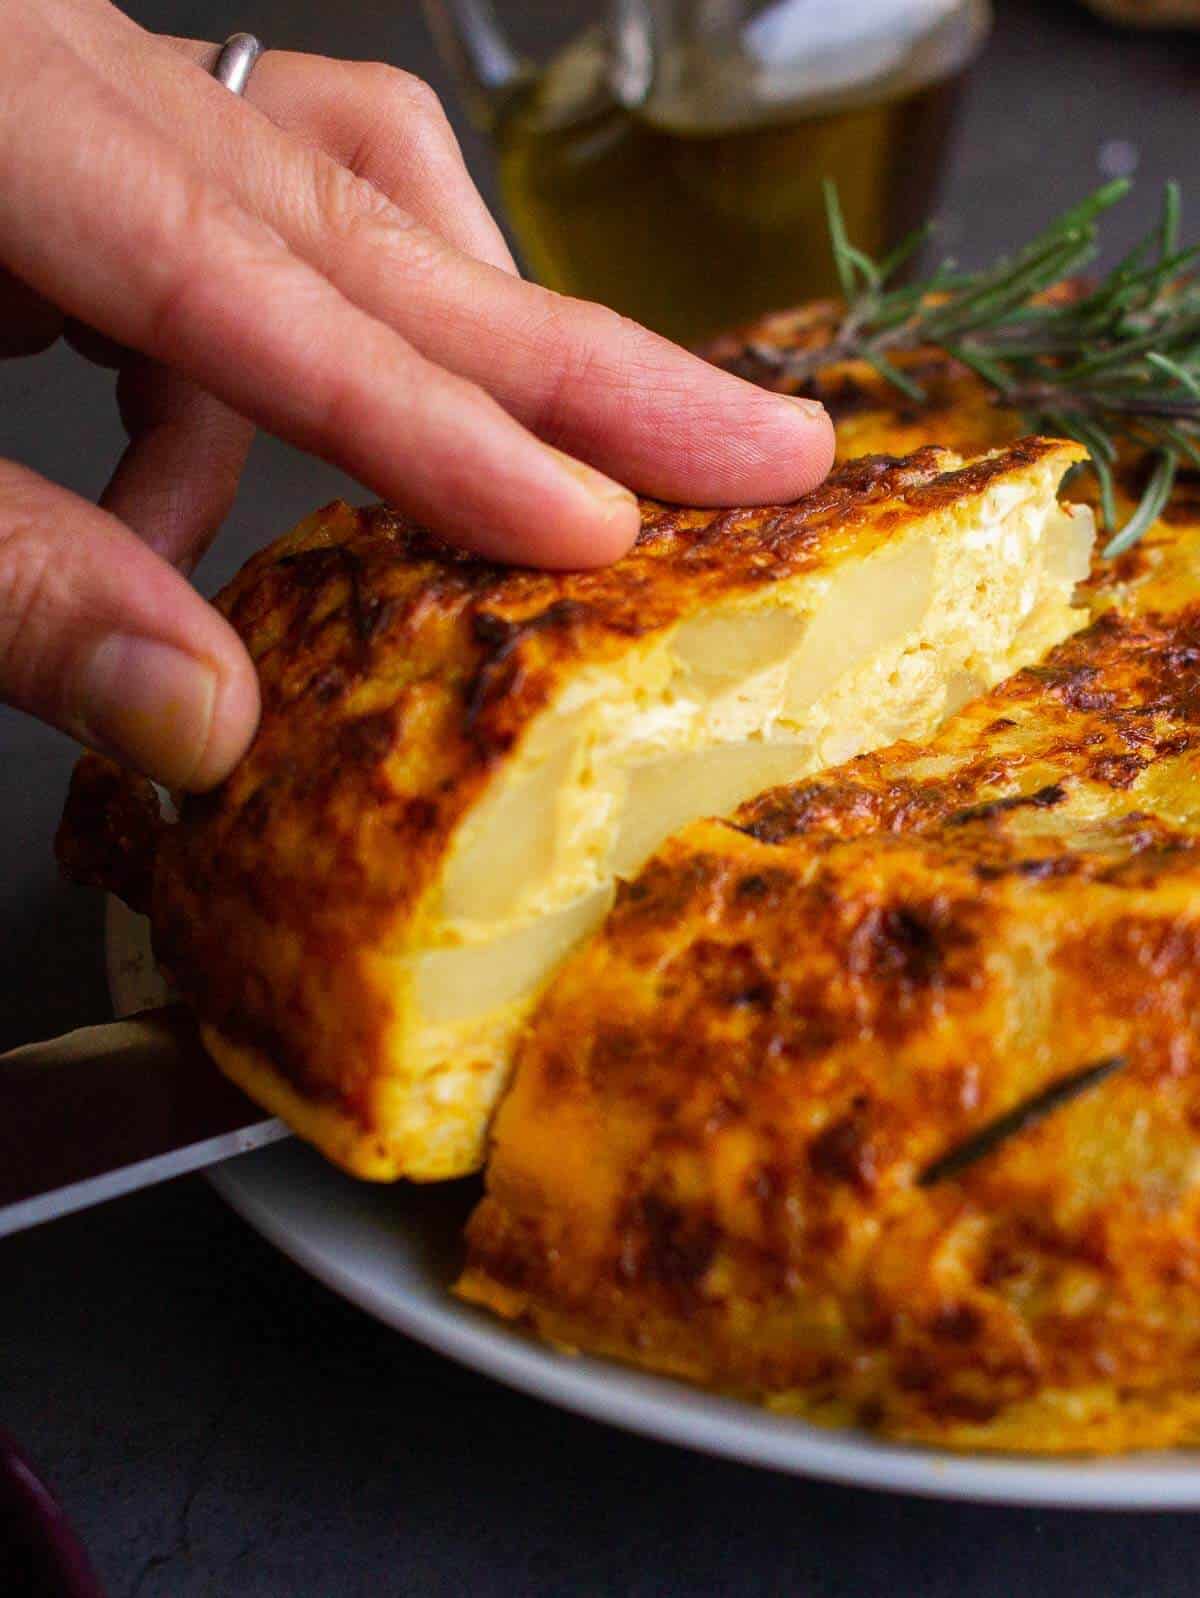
[0,460,258,789]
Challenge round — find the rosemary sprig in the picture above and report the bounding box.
[917,1056,1125,1187]
[748,180,1200,557]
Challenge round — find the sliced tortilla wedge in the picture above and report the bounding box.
[458,473,1200,1455]
[59,438,1091,1180]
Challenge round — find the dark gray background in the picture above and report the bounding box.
[3,2,1199,1592]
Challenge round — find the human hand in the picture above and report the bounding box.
[0,1,834,790]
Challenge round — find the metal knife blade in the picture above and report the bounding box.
[0,1006,290,1237]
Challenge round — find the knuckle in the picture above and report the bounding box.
[341,63,459,181]
[300,364,367,458]
[142,261,205,357]
[143,187,263,353]
[363,64,449,130]
[305,152,451,282]
[308,152,406,242]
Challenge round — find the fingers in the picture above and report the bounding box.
[0,29,637,566]
[77,23,833,505]
[307,60,517,274]
[102,359,254,570]
[210,47,519,275]
[422,296,838,505]
[149,39,517,273]
[0,457,259,789]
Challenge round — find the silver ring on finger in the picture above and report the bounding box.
[210,33,264,98]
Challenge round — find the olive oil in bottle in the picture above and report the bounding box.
[495,26,971,346]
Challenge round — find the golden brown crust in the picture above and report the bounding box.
[55,753,160,916]
[59,286,1200,1451]
[458,306,1200,1455]
[735,601,1200,845]
[461,600,1200,1451]
[61,438,1080,1174]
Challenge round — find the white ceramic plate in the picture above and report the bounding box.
[108,896,1200,1509]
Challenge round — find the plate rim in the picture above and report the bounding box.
[108,896,1200,1510]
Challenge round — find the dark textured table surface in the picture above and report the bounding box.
[3,2,1200,1592]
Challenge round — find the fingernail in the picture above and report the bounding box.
[781,394,829,420]
[546,448,639,513]
[77,635,218,789]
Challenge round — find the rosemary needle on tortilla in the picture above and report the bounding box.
[917,1056,1127,1188]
